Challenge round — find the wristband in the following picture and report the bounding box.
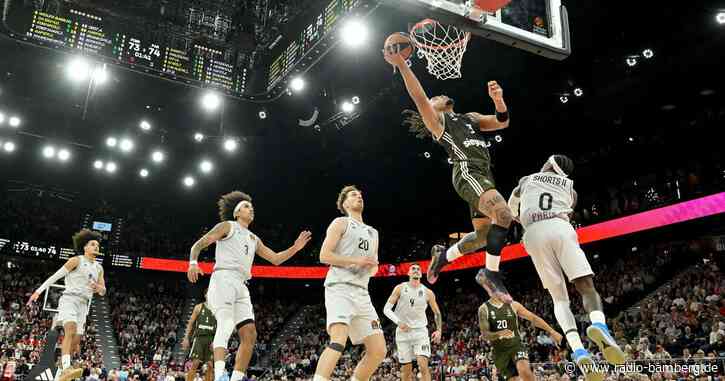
[495,110,509,123]
[189,260,198,266]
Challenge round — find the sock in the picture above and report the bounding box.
[62,354,71,370]
[566,330,585,352]
[313,376,329,381]
[485,253,500,272]
[214,361,226,381]
[446,244,462,262]
[230,371,244,381]
[590,310,606,325]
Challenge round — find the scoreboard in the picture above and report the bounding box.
[3,2,248,96]
[267,0,361,91]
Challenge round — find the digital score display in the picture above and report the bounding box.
[3,2,251,97]
[267,0,361,90]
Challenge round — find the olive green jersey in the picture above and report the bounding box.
[192,303,216,338]
[435,112,492,167]
[484,300,522,351]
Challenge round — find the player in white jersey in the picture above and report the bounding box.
[27,229,106,381]
[508,155,624,381]
[186,191,312,381]
[313,185,386,381]
[383,263,442,381]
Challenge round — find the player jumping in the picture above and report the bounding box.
[478,295,562,381]
[508,155,625,381]
[27,229,106,381]
[383,263,443,381]
[187,191,312,381]
[182,294,216,381]
[313,185,386,381]
[384,46,514,302]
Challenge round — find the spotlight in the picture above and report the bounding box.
[139,168,149,178]
[119,138,134,152]
[93,160,104,169]
[139,120,151,131]
[57,149,71,162]
[151,150,165,163]
[341,101,354,113]
[201,92,222,111]
[559,96,569,104]
[290,77,305,92]
[717,12,725,24]
[91,65,108,84]
[2,141,15,152]
[573,88,584,97]
[105,162,117,173]
[0,113,4,124]
[626,57,638,67]
[8,117,20,128]
[628,137,634,142]
[341,20,369,47]
[183,176,195,187]
[351,96,360,105]
[494,135,503,143]
[258,110,267,120]
[42,146,56,159]
[67,57,90,81]
[642,49,654,59]
[223,138,238,152]
[106,137,117,147]
[423,152,431,159]
[199,160,213,174]
[194,133,205,142]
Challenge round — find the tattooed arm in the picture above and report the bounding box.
[427,288,443,343]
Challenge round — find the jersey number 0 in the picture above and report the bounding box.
[539,193,553,211]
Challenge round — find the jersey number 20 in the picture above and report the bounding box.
[358,238,370,251]
[496,320,508,329]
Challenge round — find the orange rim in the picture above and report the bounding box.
[410,18,470,51]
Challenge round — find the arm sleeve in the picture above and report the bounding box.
[383,302,400,325]
[35,267,69,294]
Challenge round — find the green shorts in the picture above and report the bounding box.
[188,336,213,363]
[452,162,496,219]
[493,342,528,380]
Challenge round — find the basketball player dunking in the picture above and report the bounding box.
[313,185,386,381]
[27,229,106,381]
[186,191,312,381]
[383,48,514,302]
[383,263,443,381]
[508,155,625,381]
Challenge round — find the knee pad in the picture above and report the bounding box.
[212,310,236,349]
[326,342,345,353]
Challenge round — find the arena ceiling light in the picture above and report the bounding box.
[93,160,104,170]
[290,77,305,92]
[105,161,117,173]
[91,65,108,85]
[626,56,638,67]
[139,120,152,131]
[559,95,569,104]
[194,132,205,142]
[42,145,56,159]
[183,176,196,188]
[139,168,149,178]
[351,96,361,105]
[341,101,355,113]
[106,137,117,148]
[67,57,91,82]
[57,148,71,162]
[573,88,584,97]
[258,110,267,120]
[223,138,238,152]
[2,141,15,153]
[8,116,20,128]
[201,92,222,112]
[119,138,134,152]
[717,12,725,24]
[341,19,369,47]
[642,49,654,59]
[151,150,165,163]
[199,160,214,174]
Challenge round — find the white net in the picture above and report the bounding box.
[410,19,471,80]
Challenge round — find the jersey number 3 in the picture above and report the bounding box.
[358,238,370,251]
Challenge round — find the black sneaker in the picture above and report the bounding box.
[475,269,513,304]
[426,244,449,284]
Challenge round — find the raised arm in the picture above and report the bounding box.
[465,81,509,132]
[187,221,231,282]
[384,49,444,139]
[28,257,80,305]
[319,218,377,268]
[182,304,203,350]
[255,231,312,266]
[512,301,563,346]
[427,289,443,343]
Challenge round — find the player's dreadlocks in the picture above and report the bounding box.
[402,109,431,140]
[72,229,102,254]
[218,191,252,221]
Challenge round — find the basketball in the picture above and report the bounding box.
[384,32,413,61]
[474,0,512,12]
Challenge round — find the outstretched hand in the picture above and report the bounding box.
[292,231,313,252]
[27,292,40,306]
[187,264,204,283]
[383,46,407,68]
[488,81,504,102]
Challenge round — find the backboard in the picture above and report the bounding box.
[381,0,571,60]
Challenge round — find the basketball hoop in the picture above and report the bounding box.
[410,18,471,80]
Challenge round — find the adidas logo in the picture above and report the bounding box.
[35,368,54,381]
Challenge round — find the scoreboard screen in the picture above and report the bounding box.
[267,0,361,91]
[2,1,250,97]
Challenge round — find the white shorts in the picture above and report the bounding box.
[396,328,431,364]
[523,218,594,290]
[207,270,254,325]
[325,283,382,345]
[56,294,90,334]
